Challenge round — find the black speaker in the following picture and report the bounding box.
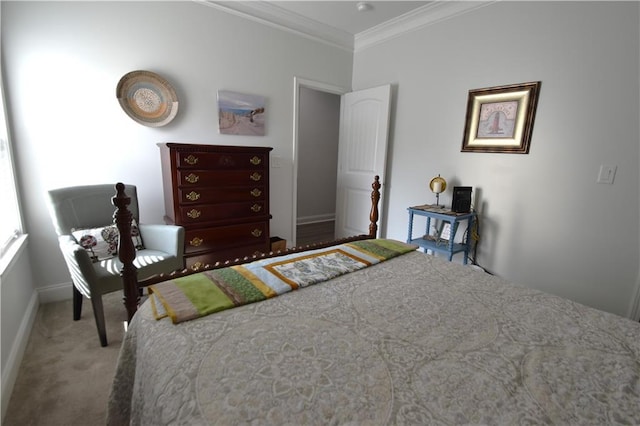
[452,186,472,213]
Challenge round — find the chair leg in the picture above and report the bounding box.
[73,286,83,321]
[90,295,108,347]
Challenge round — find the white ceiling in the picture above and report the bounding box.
[270,1,432,35]
[206,1,492,51]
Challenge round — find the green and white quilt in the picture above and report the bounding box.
[149,239,417,323]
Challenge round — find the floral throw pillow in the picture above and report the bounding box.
[72,219,144,263]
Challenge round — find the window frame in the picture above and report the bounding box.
[0,67,25,268]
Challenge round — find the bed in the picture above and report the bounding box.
[107,177,640,425]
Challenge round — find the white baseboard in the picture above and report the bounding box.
[628,277,640,321]
[37,281,73,304]
[297,214,335,226]
[2,281,73,420]
[1,290,38,422]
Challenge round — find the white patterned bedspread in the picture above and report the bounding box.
[107,251,640,425]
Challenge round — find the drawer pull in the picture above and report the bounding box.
[251,229,262,237]
[184,154,199,165]
[251,204,262,212]
[249,156,261,165]
[185,173,199,184]
[250,172,262,181]
[186,191,200,201]
[189,237,203,247]
[250,188,262,197]
[191,262,203,271]
[187,209,202,219]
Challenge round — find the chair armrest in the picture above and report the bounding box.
[57,235,97,297]
[138,224,185,258]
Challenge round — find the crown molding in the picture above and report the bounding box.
[355,1,497,51]
[199,1,496,54]
[199,1,354,52]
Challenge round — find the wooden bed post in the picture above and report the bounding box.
[112,183,139,323]
[369,175,380,238]
[113,176,382,321]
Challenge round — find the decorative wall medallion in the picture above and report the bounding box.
[116,70,179,127]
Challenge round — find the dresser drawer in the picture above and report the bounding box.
[177,170,267,186]
[184,222,268,254]
[184,244,268,271]
[178,201,267,224]
[160,143,273,266]
[176,151,267,170]
[177,186,266,204]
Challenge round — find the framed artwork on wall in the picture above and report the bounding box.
[461,81,541,154]
[217,90,266,136]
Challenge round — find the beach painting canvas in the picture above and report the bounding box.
[217,90,266,136]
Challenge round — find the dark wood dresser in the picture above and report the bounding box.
[159,143,273,270]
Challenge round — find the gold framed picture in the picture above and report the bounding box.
[461,81,541,154]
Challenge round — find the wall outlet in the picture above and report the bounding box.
[597,164,616,184]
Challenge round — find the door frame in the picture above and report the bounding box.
[292,76,347,247]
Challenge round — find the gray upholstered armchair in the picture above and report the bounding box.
[47,184,184,346]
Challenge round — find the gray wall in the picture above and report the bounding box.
[0,2,352,412]
[0,239,37,418]
[2,1,640,414]
[353,1,640,317]
[1,0,352,299]
[297,87,340,222]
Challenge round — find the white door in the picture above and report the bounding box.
[335,84,391,239]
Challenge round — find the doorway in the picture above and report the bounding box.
[292,78,392,247]
[292,78,347,247]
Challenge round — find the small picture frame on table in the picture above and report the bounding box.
[461,81,541,154]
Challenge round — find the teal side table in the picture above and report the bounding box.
[407,206,476,264]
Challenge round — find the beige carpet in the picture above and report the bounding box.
[4,291,126,426]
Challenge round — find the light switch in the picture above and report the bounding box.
[597,164,616,184]
[272,156,282,168]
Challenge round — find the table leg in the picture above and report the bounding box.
[407,211,414,244]
[448,221,459,261]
